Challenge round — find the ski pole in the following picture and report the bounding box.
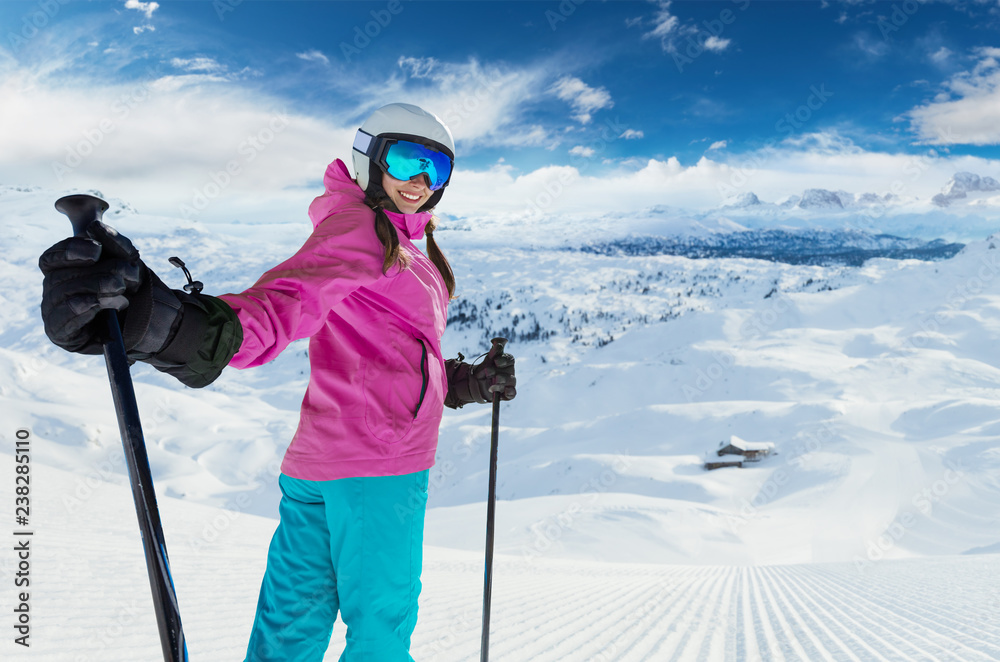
[481,336,508,662]
[55,195,188,662]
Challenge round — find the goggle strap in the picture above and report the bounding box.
[353,129,376,157]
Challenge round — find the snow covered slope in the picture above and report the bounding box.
[3,184,1000,564]
[430,233,1000,566]
[2,184,1000,659]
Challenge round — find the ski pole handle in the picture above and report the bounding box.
[488,337,508,357]
[486,337,508,394]
[55,194,110,237]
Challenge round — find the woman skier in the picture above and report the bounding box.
[38,102,517,661]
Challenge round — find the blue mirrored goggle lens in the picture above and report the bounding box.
[383,141,453,191]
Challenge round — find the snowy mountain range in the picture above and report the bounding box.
[932,172,1000,208]
[698,171,1000,244]
[2,181,1000,660]
[719,171,1000,214]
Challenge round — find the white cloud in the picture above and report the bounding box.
[153,60,260,89]
[620,129,644,140]
[149,74,228,92]
[296,50,330,66]
[366,57,552,149]
[124,0,159,20]
[349,54,553,146]
[929,46,952,64]
[780,131,863,155]
[703,36,731,52]
[390,57,552,148]
[854,32,889,58]
[907,47,1000,145]
[569,145,596,158]
[398,56,438,79]
[637,0,735,56]
[550,76,613,124]
[0,45,562,218]
[0,59,354,222]
[170,57,226,74]
[708,140,727,150]
[133,25,155,35]
[645,0,679,40]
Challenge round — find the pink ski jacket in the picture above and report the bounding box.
[218,159,449,481]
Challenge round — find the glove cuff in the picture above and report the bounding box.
[444,359,488,409]
[122,268,182,355]
[135,293,243,389]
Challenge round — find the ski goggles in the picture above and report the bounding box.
[353,130,454,191]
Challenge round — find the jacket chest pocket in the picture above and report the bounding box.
[362,335,428,443]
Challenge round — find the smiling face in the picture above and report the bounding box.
[381,171,431,213]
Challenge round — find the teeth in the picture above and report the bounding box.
[400,191,420,201]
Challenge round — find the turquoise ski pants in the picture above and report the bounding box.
[244,470,429,662]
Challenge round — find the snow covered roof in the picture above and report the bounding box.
[721,435,775,452]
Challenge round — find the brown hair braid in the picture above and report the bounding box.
[366,189,456,299]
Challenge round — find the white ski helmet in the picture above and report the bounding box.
[352,103,455,210]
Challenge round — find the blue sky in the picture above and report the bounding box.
[2,0,1000,223]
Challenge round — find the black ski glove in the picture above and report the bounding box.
[39,222,243,387]
[444,350,516,409]
[39,222,153,355]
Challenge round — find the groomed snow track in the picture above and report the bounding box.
[3,458,999,661]
[412,556,1000,662]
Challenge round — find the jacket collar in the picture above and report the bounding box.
[325,159,432,241]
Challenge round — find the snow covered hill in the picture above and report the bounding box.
[2,184,1000,659]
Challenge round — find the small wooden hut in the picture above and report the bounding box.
[716,436,774,462]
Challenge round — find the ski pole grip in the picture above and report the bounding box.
[55,194,110,237]
[485,337,509,396]
[488,337,507,359]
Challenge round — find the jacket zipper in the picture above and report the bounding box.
[414,339,428,419]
